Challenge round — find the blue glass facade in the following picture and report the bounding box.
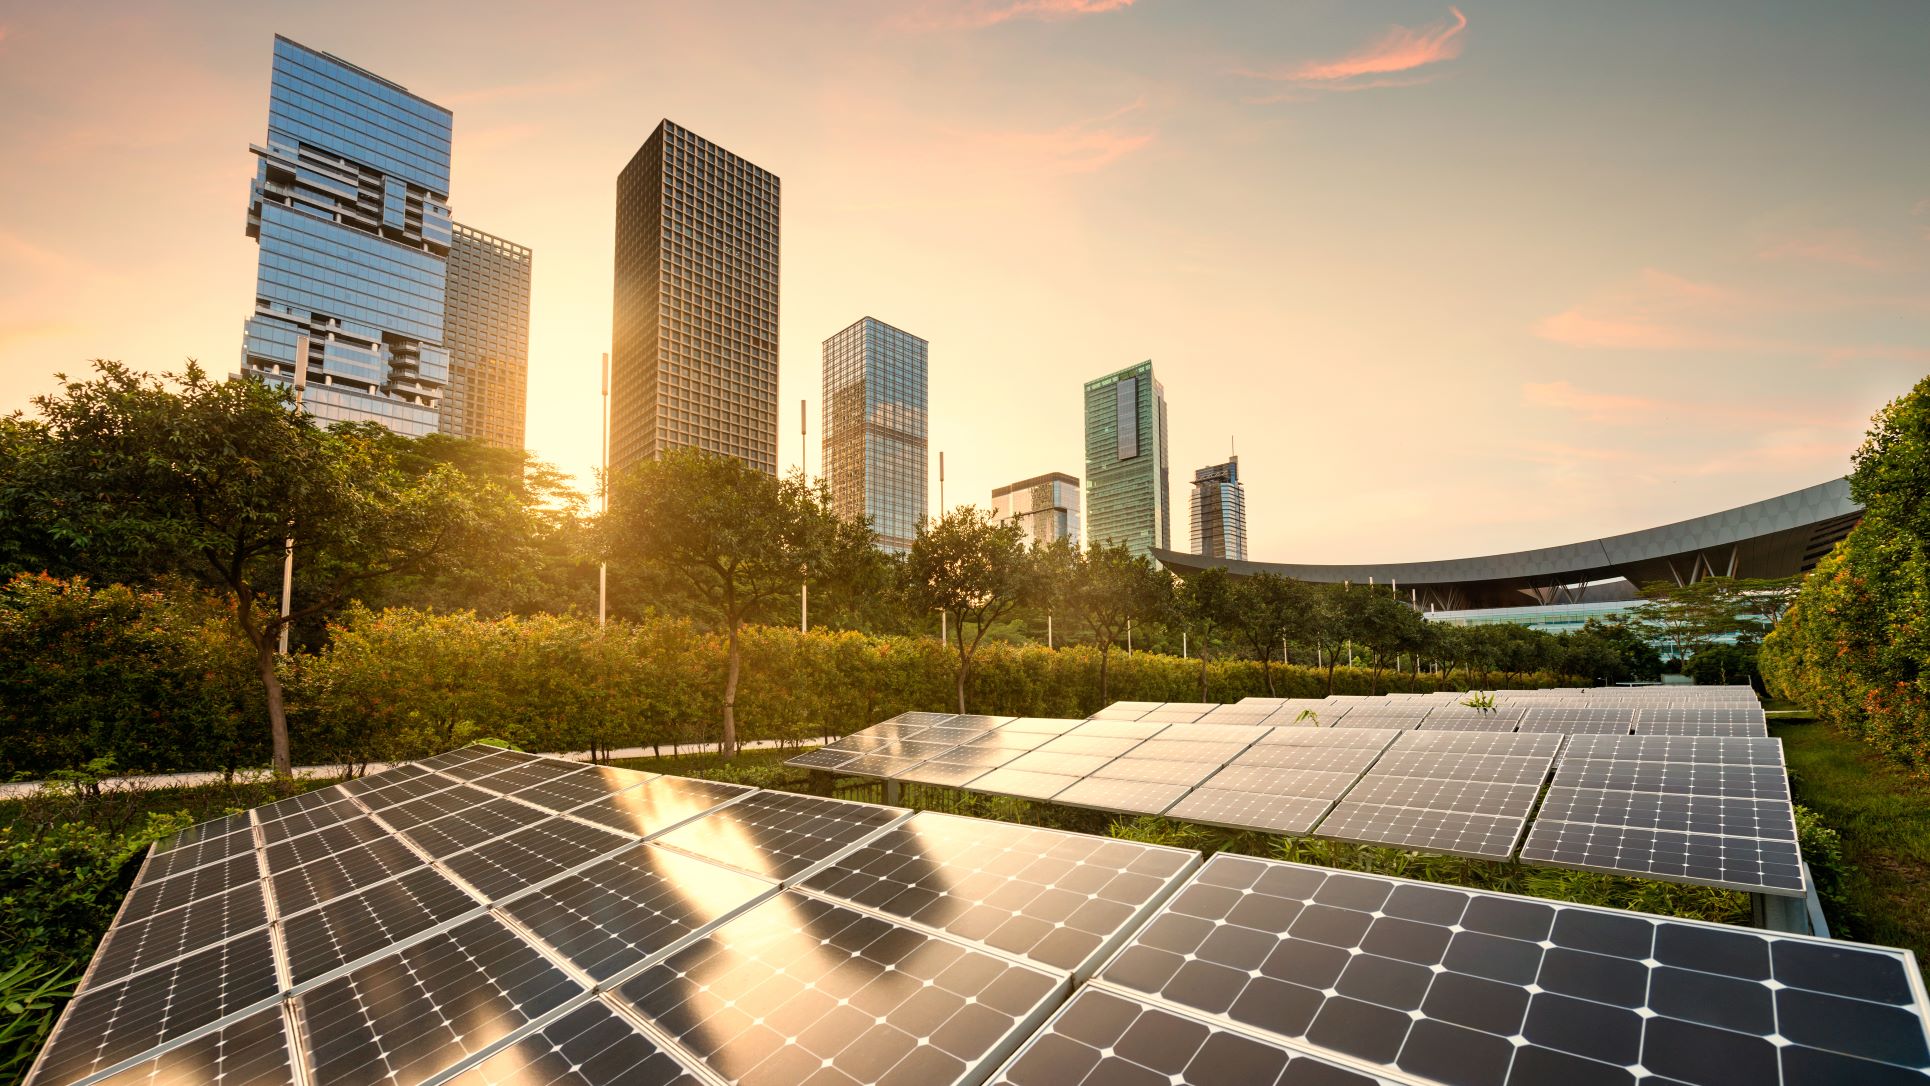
[823,318,928,552]
[1190,456,1247,561]
[1084,361,1170,559]
[238,36,454,436]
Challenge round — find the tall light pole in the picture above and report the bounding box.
[599,352,609,628]
[278,333,309,654]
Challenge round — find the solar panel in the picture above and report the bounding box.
[1193,705,1282,725]
[1330,712,1424,730]
[280,866,484,986]
[1518,706,1636,734]
[1637,719,1771,737]
[255,796,363,842]
[802,812,1198,978]
[81,1003,296,1086]
[1522,733,1804,894]
[1003,750,1118,776]
[1256,728,1400,751]
[28,929,282,1085]
[1096,853,1930,1086]
[1070,719,1169,741]
[295,915,584,1086]
[1637,707,1767,724]
[270,834,426,913]
[1086,755,1221,787]
[1165,790,1341,836]
[403,796,552,859]
[440,749,537,782]
[87,882,268,986]
[502,843,778,983]
[884,711,961,727]
[895,760,998,788]
[143,823,257,882]
[650,791,906,883]
[970,766,1081,801]
[509,764,657,812]
[119,852,261,923]
[438,999,707,1086]
[442,817,636,903]
[1090,701,1161,720]
[1128,739,1254,764]
[611,890,1068,1085]
[1415,713,1520,732]
[1316,732,1559,860]
[1052,777,1193,815]
[991,986,1389,1086]
[1034,734,1146,758]
[1152,722,1275,744]
[376,785,496,831]
[1137,703,1219,723]
[1230,745,1385,774]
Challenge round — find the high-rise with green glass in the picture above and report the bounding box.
[1082,360,1170,559]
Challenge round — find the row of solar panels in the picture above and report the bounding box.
[1089,698,1767,735]
[788,712,1802,897]
[31,744,1930,1086]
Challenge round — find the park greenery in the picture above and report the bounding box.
[1763,374,1930,771]
[1,362,1663,781]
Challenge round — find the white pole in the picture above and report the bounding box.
[801,581,808,633]
[940,610,947,646]
[599,352,609,628]
[800,397,808,632]
[1182,632,1187,659]
[1047,613,1053,649]
[279,333,309,655]
[1127,618,1133,654]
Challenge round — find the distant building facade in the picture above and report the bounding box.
[238,36,454,436]
[438,224,531,448]
[822,317,928,552]
[1190,456,1247,561]
[611,120,780,475]
[991,473,1081,547]
[1083,361,1170,559]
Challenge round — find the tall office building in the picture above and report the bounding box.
[611,120,780,475]
[991,473,1081,547]
[1190,456,1248,560]
[439,224,532,448]
[1083,361,1170,559]
[822,317,928,552]
[238,36,454,435]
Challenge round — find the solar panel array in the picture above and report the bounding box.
[36,755,1930,1086]
[787,688,1796,897]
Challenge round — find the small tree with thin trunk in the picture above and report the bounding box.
[1175,566,1240,701]
[1228,572,1303,696]
[6,362,512,780]
[1068,543,1173,705]
[902,507,1033,713]
[604,450,833,757]
[1304,582,1358,695]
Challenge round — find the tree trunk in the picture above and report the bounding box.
[1325,657,1339,695]
[722,621,742,758]
[1259,649,1275,696]
[1099,643,1112,703]
[234,596,293,781]
[1371,660,1385,696]
[956,660,969,714]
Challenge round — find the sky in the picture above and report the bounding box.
[2,0,1927,562]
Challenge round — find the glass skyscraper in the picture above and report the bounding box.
[1190,456,1248,561]
[991,473,1081,547]
[611,120,780,475]
[1083,361,1170,559]
[822,317,928,552]
[238,36,454,436]
[439,224,532,449]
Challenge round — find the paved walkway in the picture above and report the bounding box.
[0,738,800,800]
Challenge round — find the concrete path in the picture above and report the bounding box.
[0,737,802,800]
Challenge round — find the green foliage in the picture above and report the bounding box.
[903,507,1035,712]
[0,575,264,777]
[1066,543,1174,702]
[1460,690,1498,711]
[0,956,76,1085]
[1763,375,1930,769]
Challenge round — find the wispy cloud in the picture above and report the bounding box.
[1239,7,1467,98]
[967,98,1154,173]
[906,0,1133,30]
[1757,227,1888,270]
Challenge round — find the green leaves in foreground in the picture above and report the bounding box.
[0,956,77,1083]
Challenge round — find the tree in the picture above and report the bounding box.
[1560,619,1662,685]
[1303,583,1358,694]
[1227,573,1304,696]
[1174,566,1240,700]
[902,507,1034,713]
[604,450,837,756]
[5,363,515,778]
[1350,588,1426,694]
[1067,544,1173,704]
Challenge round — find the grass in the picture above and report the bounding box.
[1772,715,1930,971]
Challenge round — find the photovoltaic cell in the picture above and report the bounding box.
[1090,701,1161,720]
[803,812,1197,978]
[1316,732,1558,860]
[438,1000,707,1086]
[88,882,268,986]
[569,775,753,839]
[256,797,362,843]
[1088,756,1221,787]
[1229,745,1383,775]
[442,816,635,903]
[613,890,1067,1086]
[1257,728,1399,751]
[280,866,483,986]
[969,767,1080,802]
[1069,719,1169,741]
[29,930,281,1086]
[270,835,426,913]
[1096,852,1930,1086]
[296,915,583,1086]
[504,843,777,982]
[991,987,1389,1086]
[85,1003,295,1086]
[264,817,393,874]
[1164,790,1337,836]
[471,760,594,796]
[651,791,906,883]
[439,750,536,782]
[1519,821,1806,895]
[1636,720,1771,737]
[378,785,498,831]
[787,747,859,771]
[402,796,552,859]
[510,765,657,812]
[120,852,261,923]
[895,760,996,788]
[1034,734,1144,758]
[1051,776,1192,815]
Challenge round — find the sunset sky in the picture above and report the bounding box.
[2,1,1926,561]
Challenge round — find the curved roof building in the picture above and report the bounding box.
[1155,478,1861,611]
